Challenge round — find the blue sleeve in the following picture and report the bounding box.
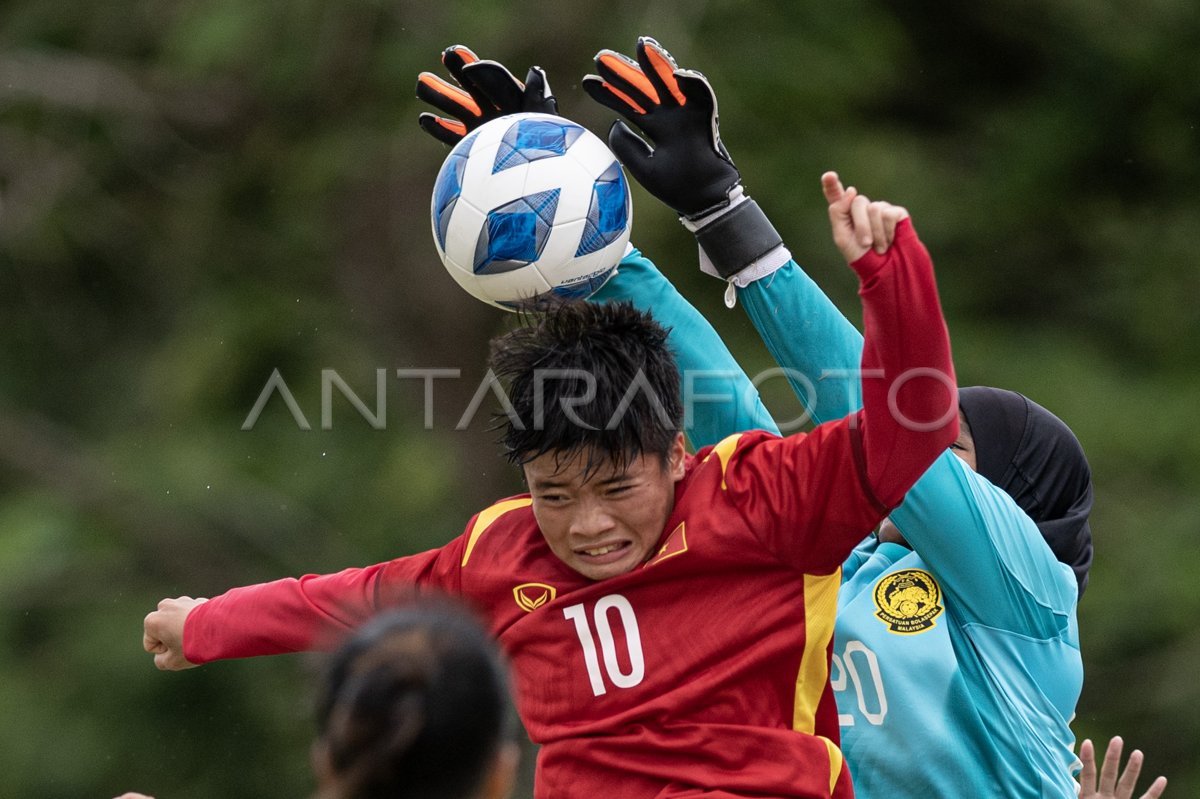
[737,260,1075,633]
[892,453,1078,633]
[739,262,864,426]
[591,248,779,449]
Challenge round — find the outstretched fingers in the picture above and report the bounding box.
[522,65,554,109]
[582,74,646,120]
[1115,748,1145,797]
[637,36,686,106]
[416,72,481,118]
[1142,776,1168,799]
[440,44,479,83]
[417,113,468,146]
[606,119,656,184]
[593,49,659,111]
[1080,736,1167,799]
[459,59,525,114]
[1099,736,1126,795]
[1080,738,1099,792]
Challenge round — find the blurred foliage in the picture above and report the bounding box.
[1,0,1197,796]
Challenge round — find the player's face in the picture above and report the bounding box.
[525,434,687,581]
[948,410,977,471]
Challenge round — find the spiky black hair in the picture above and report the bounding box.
[488,300,682,473]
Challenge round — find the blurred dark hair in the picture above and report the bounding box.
[489,300,682,473]
[313,601,512,799]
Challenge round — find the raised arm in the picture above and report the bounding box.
[585,37,955,494]
[583,36,1076,633]
[716,190,957,571]
[846,214,958,508]
[584,38,868,427]
[818,178,1076,630]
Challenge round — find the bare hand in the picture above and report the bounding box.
[1078,737,1167,799]
[143,596,207,671]
[821,171,909,263]
[113,793,156,799]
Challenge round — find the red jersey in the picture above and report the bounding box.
[184,229,956,798]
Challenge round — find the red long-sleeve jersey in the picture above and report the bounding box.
[185,221,955,798]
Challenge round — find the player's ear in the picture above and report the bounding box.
[666,433,687,481]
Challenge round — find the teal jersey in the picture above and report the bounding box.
[596,248,1082,798]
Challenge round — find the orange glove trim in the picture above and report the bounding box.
[644,45,687,105]
[599,52,659,105]
[438,118,468,137]
[417,73,482,117]
[601,81,647,115]
[443,45,479,65]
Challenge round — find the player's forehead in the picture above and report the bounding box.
[523,447,655,488]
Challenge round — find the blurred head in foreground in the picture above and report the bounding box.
[313,602,518,799]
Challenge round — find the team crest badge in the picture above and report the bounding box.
[873,569,943,634]
[513,582,557,613]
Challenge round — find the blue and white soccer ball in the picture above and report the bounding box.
[430,112,632,310]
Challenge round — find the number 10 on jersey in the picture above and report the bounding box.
[564,594,646,696]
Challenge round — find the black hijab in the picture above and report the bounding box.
[957,387,1094,598]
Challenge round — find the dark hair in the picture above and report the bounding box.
[489,300,683,472]
[314,602,513,799]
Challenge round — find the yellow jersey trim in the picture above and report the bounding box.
[461,497,533,567]
[792,569,841,733]
[701,433,742,490]
[820,735,844,795]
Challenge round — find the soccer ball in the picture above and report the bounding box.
[430,112,632,310]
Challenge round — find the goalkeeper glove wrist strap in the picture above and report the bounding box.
[692,198,785,279]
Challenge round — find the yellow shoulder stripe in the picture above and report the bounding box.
[701,433,742,490]
[461,497,533,567]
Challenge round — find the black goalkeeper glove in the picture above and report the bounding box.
[582,37,786,285]
[582,36,738,219]
[416,45,557,145]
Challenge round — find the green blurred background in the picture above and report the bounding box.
[2,0,1198,796]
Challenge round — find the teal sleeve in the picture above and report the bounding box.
[591,248,779,449]
[736,259,1074,633]
[892,452,1078,633]
[739,262,864,426]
